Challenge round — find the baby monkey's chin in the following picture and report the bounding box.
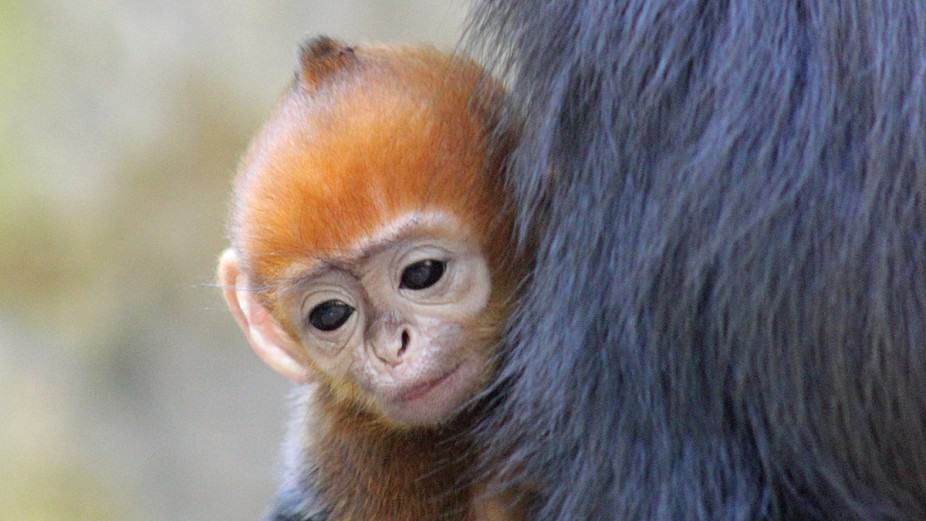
[377,359,485,428]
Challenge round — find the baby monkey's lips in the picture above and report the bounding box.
[375,359,483,427]
[394,362,463,403]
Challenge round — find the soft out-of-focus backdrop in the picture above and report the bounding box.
[0,1,466,519]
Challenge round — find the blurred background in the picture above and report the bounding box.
[0,1,467,519]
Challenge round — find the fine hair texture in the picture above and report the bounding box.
[465,2,926,520]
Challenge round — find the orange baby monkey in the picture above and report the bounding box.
[218,37,523,520]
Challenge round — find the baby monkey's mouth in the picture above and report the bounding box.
[394,363,463,402]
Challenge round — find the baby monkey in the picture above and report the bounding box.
[218,37,524,521]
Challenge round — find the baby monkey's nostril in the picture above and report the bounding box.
[398,329,410,356]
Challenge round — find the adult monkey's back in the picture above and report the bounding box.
[466,2,926,520]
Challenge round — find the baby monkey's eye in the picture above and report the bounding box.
[308,299,354,331]
[400,259,446,290]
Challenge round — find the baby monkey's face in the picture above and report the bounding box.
[279,213,497,427]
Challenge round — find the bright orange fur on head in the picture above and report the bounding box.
[229,39,509,290]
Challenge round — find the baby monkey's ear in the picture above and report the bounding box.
[217,249,314,384]
[296,35,359,90]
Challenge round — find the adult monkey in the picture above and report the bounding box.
[465,2,926,521]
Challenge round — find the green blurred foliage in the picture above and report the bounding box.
[0,1,465,519]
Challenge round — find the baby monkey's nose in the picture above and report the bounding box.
[372,325,412,366]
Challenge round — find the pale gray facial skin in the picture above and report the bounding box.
[283,219,492,425]
[220,213,495,428]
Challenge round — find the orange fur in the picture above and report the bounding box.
[306,383,527,521]
[309,391,476,521]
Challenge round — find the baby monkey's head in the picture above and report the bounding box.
[219,37,518,427]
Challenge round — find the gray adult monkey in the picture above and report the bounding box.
[465,1,926,520]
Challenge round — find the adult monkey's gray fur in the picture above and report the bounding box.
[465,1,926,520]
